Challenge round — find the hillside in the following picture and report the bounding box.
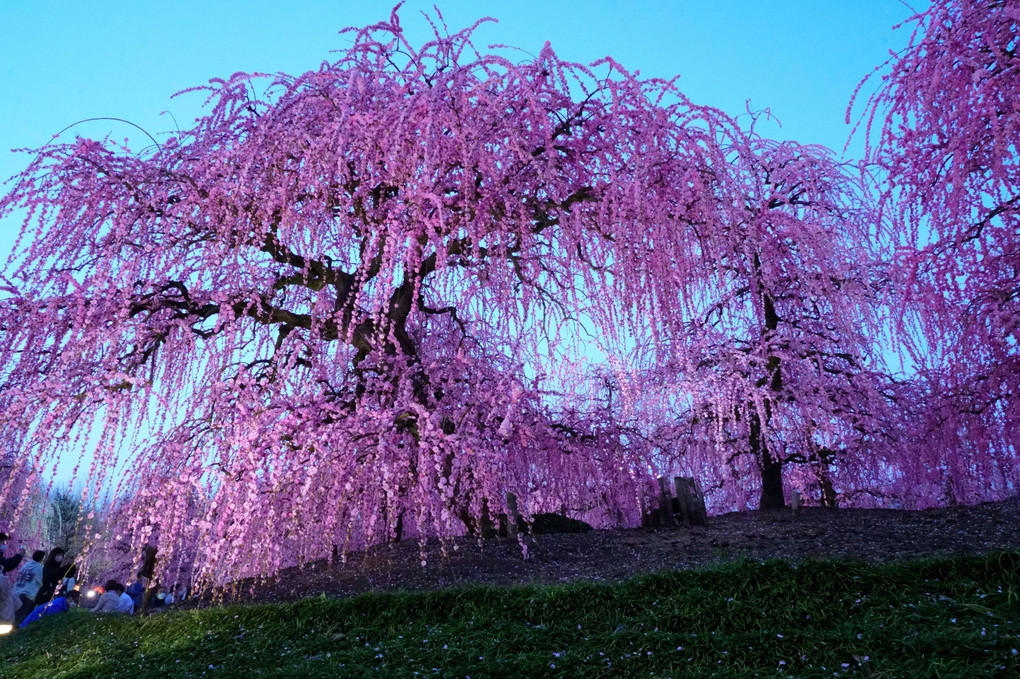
[237,497,1020,603]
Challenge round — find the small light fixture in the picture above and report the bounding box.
[0,624,13,635]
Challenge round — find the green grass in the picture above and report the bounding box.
[2,552,1018,678]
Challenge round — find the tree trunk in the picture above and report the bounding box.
[759,448,785,510]
[750,403,784,510]
[753,264,785,511]
[817,467,838,508]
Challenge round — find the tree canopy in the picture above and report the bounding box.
[850,0,1019,504]
[0,2,1016,588]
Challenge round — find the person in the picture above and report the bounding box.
[167,582,188,605]
[125,572,146,610]
[147,585,167,610]
[92,580,122,614]
[0,533,25,574]
[0,567,19,628]
[13,550,45,624]
[117,582,134,614]
[33,548,67,605]
[18,590,79,628]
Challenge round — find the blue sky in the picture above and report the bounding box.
[1,2,918,215]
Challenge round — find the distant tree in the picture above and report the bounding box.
[625,133,900,511]
[46,488,87,554]
[0,433,46,545]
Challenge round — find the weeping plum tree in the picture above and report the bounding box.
[2,3,1014,588]
[625,133,901,511]
[0,9,758,585]
[851,0,1019,501]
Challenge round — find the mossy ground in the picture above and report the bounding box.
[2,552,1018,678]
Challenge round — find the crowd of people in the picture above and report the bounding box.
[0,532,187,632]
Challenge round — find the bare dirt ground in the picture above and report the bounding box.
[240,497,1020,603]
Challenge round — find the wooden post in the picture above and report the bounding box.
[506,492,519,538]
[641,490,657,527]
[791,490,801,518]
[674,477,708,527]
[657,477,678,527]
[693,479,708,526]
[673,476,691,527]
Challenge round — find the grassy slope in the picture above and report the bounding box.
[1,553,1018,678]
